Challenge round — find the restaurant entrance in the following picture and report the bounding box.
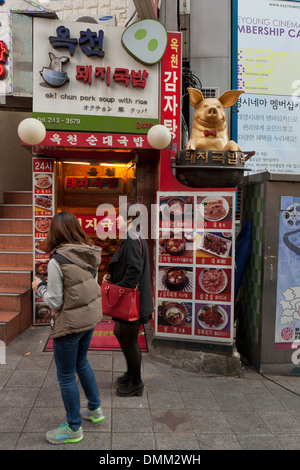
[33,150,159,324]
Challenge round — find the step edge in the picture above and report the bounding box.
[0,234,32,237]
[0,250,33,255]
[0,270,32,272]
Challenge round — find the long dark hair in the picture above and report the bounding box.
[43,212,92,253]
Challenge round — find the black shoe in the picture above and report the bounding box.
[116,372,132,386]
[117,381,144,397]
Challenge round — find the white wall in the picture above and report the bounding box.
[37,0,131,25]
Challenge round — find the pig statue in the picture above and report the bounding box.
[186,88,244,151]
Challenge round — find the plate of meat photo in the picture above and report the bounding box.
[199,268,228,294]
[35,217,51,233]
[35,195,53,211]
[198,197,229,222]
[197,232,231,258]
[197,304,228,330]
[34,174,52,189]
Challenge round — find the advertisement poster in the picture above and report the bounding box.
[275,196,300,348]
[155,191,235,343]
[234,0,300,174]
[33,158,55,325]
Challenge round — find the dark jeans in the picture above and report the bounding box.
[53,329,100,431]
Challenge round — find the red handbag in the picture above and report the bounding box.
[101,232,142,322]
[101,282,140,321]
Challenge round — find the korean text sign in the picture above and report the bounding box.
[234,0,300,174]
[32,19,159,133]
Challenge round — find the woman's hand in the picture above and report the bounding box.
[102,274,111,284]
[32,276,42,292]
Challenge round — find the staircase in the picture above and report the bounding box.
[0,191,33,345]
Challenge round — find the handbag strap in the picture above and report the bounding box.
[103,284,127,308]
[120,232,143,255]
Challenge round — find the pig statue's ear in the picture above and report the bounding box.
[187,87,205,108]
[218,90,244,108]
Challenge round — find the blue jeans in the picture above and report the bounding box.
[53,329,100,431]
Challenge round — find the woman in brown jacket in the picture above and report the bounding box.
[32,212,104,445]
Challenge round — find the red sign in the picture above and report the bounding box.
[32,131,152,151]
[33,158,55,173]
[160,32,181,153]
[75,214,118,237]
[159,32,184,191]
[0,40,8,79]
[65,176,119,190]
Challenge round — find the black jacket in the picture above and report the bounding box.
[108,229,154,320]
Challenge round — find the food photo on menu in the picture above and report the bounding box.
[195,302,231,338]
[35,259,49,281]
[34,174,53,192]
[196,231,232,265]
[35,302,52,324]
[157,300,192,333]
[157,265,193,299]
[35,217,52,238]
[34,195,53,213]
[195,266,232,302]
[158,229,194,264]
[196,195,233,229]
[159,195,194,229]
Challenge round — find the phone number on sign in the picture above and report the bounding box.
[39,117,81,125]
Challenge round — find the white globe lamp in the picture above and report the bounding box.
[147,124,172,149]
[17,118,46,145]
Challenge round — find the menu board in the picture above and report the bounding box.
[155,191,235,343]
[32,158,55,325]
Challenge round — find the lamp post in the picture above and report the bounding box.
[147,124,172,149]
[17,118,46,146]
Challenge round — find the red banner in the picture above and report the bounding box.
[32,131,152,152]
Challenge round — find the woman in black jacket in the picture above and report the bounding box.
[103,203,153,397]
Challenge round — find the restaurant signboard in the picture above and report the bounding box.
[32,19,160,134]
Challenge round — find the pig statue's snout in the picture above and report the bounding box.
[207,107,218,117]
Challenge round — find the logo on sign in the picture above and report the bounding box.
[121,19,168,65]
[40,52,70,88]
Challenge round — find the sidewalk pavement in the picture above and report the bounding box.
[1,323,300,451]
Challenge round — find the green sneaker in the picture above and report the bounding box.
[46,422,83,445]
[83,406,105,423]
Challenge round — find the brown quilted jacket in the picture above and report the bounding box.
[49,243,102,339]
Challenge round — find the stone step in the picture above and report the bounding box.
[0,219,32,234]
[0,270,32,289]
[0,251,32,269]
[0,300,32,345]
[0,234,32,252]
[3,191,32,205]
[0,204,32,219]
[0,312,20,344]
[0,288,31,312]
